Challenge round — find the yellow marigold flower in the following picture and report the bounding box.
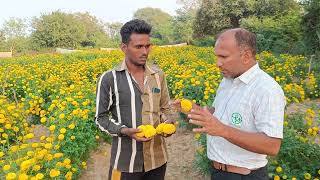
[65,171,73,180]
[162,123,176,135]
[44,143,53,149]
[304,173,311,180]
[95,135,99,140]
[291,177,297,180]
[274,175,280,180]
[71,136,76,140]
[156,123,165,135]
[136,125,146,137]
[5,124,11,129]
[32,165,41,171]
[49,169,60,178]
[60,128,67,134]
[18,173,28,180]
[0,151,4,157]
[49,125,55,131]
[59,113,65,119]
[282,175,287,179]
[13,126,19,132]
[64,158,71,164]
[45,137,53,143]
[144,125,157,138]
[27,151,34,157]
[54,153,63,158]
[181,99,193,112]
[276,166,282,173]
[3,164,11,171]
[36,173,44,179]
[82,162,87,166]
[20,160,32,171]
[40,117,46,123]
[58,134,65,140]
[6,172,16,180]
[195,133,201,140]
[31,143,38,148]
[68,123,75,129]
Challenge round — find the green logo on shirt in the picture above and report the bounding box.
[231,112,242,127]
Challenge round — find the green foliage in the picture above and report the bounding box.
[30,11,111,49]
[133,7,174,44]
[73,12,110,48]
[268,113,320,179]
[241,11,302,54]
[194,133,211,175]
[105,22,122,47]
[172,9,196,44]
[300,0,320,55]
[31,11,86,49]
[191,36,215,47]
[0,17,31,52]
[193,0,300,37]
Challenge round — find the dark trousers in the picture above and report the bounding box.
[211,166,268,180]
[108,163,167,180]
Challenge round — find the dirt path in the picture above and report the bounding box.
[286,99,320,115]
[79,127,209,180]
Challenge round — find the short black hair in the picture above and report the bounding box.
[120,19,152,44]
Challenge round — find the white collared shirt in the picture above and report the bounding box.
[207,63,286,169]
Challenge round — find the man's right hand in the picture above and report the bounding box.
[120,127,151,142]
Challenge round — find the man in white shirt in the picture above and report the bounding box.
[181,28,286,179]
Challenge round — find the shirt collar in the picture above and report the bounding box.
[236,63,260,85]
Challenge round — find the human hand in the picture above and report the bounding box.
[120,127,152,142]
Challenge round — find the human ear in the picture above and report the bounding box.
[120,43,127,53]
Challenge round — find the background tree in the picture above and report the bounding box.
[74,12,110,48]
[172,0,201,44]
[1,17,30,52]
[133,7,174,44]
[300,0,320,55]
[193,0,300,37]
[31,11,86,49]
[104,22,122,47]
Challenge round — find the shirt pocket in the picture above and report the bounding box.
[141,92,161,113]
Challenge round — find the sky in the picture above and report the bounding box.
[0,0,182,27]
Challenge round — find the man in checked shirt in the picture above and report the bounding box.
[175,28,286,180]
[95,19,174,180]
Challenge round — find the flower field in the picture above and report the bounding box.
[0,46,319,179]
